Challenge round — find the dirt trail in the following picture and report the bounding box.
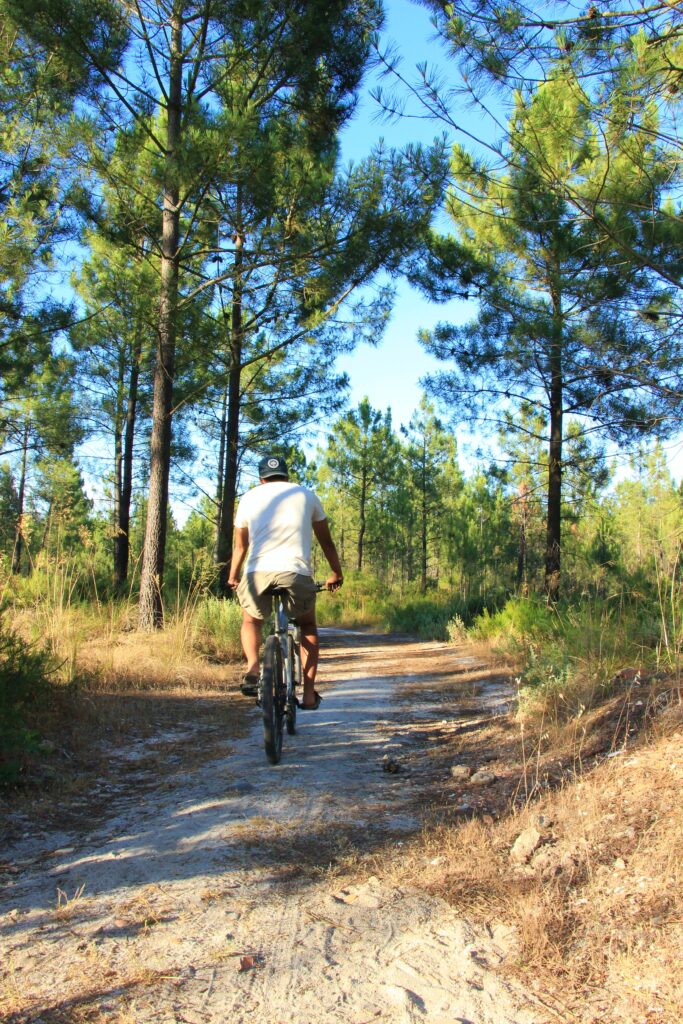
[1,630,537,1024]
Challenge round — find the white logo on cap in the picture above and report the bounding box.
[268,458,279,468]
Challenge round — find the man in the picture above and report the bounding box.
[227,455,343,709]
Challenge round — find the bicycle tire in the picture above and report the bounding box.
[262,634,285,764]
[286,634,298,736]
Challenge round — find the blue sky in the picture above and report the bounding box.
[329,0,487,454]
[299,0,529,483]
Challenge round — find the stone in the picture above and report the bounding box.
[470,769,495,786]
[560,850,580,872]
[530,847,561,879]
[450,764,472,780]
[510,827,542,864]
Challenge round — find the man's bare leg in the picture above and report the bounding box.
[241,611,262,678]
[296,610,319,706]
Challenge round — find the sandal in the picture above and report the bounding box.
[298,690,323,711]
[240,673,259,697]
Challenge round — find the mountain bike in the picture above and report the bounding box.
[259,583,326,765]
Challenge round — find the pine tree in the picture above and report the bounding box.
[401,397,458,593]
[421,73,681,600]
[2,356,85,573]
[323,398,398,573]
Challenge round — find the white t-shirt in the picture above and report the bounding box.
[234,481,326,576]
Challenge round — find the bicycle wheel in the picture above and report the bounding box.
[261,635,285,764]
[285,634,298,736]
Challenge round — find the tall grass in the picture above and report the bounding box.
[193,596,243,660]
[1,553,245,691]
[456,587,680,722]
[317,571,504,639]
[5,553,680,731]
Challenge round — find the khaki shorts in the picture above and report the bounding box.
[237,571,317,622]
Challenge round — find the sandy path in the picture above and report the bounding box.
[1,630,537,1024]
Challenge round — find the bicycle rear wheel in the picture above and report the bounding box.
[261,635,285,764]
[285,634,298,736]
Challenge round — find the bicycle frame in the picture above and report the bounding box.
[259,582,325,763]
[273,592,300,701]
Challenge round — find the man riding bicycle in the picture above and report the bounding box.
[227,455,343,710]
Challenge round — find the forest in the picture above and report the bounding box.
[2,0,683,774]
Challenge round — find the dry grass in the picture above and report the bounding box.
[6,584,244,690]
[1,625,249,842]
[76,626,241,692]
[377,670,683,1024]
[54,883,89,921]
[1,591,248,810]
[0,965,171,1024]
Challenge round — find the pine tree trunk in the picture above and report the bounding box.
[11,418,29,574]
[115,329,141,592]
[420,447,427,595]
[516,505,527,593]
[216,228,244,592]
[357,463,367,571]
[139,9,182,630]
[545,295,563,602]
[213,383,228,564]
[113,352,124,587]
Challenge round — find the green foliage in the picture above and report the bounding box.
[315,570,502,639]
[193,596,243,661]
[462,585,679,722]
[321,397,400,574]
[0,463,20,551]
[0,617,55,785]
[468,596,559,647]
[420,60,683,599]
[316,396,514,597]
[2,0,682,691]
[383,592,500,640]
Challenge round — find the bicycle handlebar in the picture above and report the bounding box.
[316,580,342,592]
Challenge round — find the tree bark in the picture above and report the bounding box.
[138,7,182,630]
[420,443,428,595]
[516,485,528,594]
[114,328,142,592]
[213,382,228,564]
[113,350,124,587]
[545,290,563,603]
[11,417,30,574]
[357,462,367,572]
[216,226,244,592]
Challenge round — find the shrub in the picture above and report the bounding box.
[447,614,467,644]
[385,592,504,641]
[468,595,558,649]
[0,619,56,785]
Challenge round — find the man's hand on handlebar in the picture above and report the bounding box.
[325,572,343,592]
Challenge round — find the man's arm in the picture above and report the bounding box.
[227,526,249,589]
[313,518,343,590]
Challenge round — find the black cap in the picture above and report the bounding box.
[258,455,289,479]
